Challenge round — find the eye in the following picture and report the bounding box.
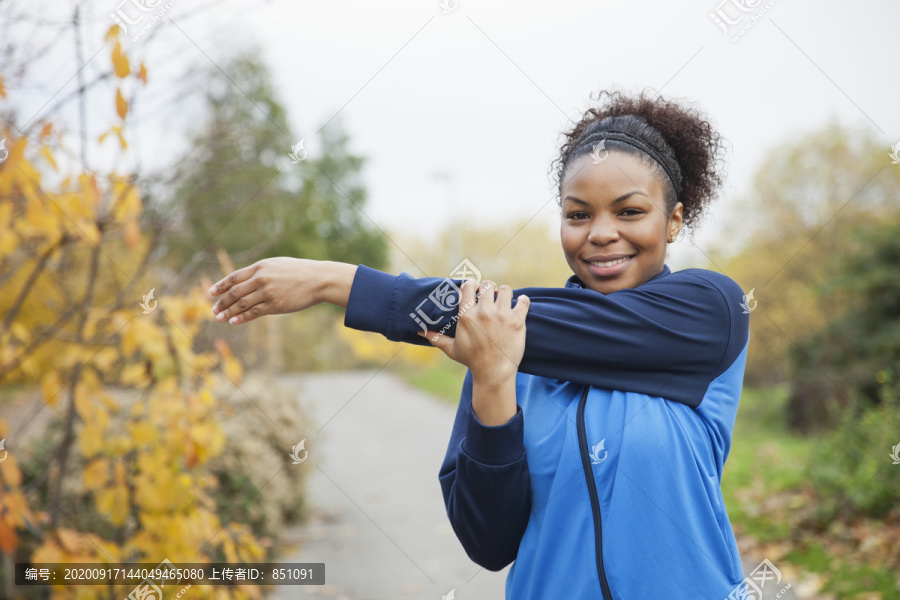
[620,208,644,217]
[567,211,589,220]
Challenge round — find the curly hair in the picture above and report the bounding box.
[551,89,729,233]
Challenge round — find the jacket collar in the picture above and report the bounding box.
[564,264,671,290]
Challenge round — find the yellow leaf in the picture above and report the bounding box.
[99,125,128,149]
[129,422,156,447]
[41,371,63,406]
[0,453,22,487]
[111,41,130,78]
[10,322,29,344]
[91,347,118,374]
[40,122,52,139]
[40,146,58,171]
[79,425,104,458]
[115,88,128,119]
[83,459,110,490]
[105,24,120,42]
[121,363,150,387]
[137,63,147,85]
[74,383,93,420]
[32,541,66,564]
[0,519,18,554]
[124,219,141,249]
[57,528,87,554]
[0,75,6,98]
[96,486,129,526]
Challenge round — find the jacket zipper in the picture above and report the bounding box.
[577,384,614,600]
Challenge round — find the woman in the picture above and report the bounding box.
[209,90,749,599]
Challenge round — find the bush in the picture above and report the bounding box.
[807,379,900,521]
[208,372,311,546]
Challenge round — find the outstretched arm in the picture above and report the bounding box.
[209,258,356,322]
[209,259,749,408]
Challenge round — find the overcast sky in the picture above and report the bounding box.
[5,0,899,272]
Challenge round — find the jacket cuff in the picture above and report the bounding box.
[344,264,397,338]
[463,406,525,466]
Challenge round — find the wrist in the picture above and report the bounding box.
[471,370,518,426]
[470,362,518,383]
[318,261,358,308]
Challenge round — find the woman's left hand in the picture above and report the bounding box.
[418,279,530,380]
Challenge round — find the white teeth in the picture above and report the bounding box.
[589,256,631,268]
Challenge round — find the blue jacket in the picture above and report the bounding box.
[344,263,750,599]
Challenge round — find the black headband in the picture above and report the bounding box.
[576,129,683,196]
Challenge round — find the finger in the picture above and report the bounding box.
[513,293,531,316]
[212,276,261,315]
[209,263,258,297]
[497,284,514,309]
[477,280,498,307]
[417,330,454,359]
[215,290,267,324]
[459,278,477,313]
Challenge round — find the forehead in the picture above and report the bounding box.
[562,151,665,202]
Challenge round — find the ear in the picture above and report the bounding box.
[668,201,684,239]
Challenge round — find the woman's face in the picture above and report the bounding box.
[560,152,683,295]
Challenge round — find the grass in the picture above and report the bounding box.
[722,384,816,540]
[391,355,468,404]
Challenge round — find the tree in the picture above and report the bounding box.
[159,51,387,286]
[786,217,900,432]
[0,26,289,599]
[717,121,900,386]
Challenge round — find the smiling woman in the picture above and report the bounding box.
[209,89,744,600]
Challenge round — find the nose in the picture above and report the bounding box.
[587,213,619,245]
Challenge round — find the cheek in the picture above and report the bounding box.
[559,225,580,255]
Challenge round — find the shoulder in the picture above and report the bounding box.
[638,266,750,346]
[665,268,748,307]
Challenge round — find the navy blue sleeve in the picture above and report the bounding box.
[438,370,531,571]
[344,265,750,408]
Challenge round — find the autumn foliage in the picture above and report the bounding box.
[0,26,273,599]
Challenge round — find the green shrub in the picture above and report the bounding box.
[807,378,900,521]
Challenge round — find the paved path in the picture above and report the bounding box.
[271,370,799,600]
[272,370,506,600]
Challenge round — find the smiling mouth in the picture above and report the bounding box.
[586,256,634,268]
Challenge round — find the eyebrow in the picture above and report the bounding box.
[563,191,648,207]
